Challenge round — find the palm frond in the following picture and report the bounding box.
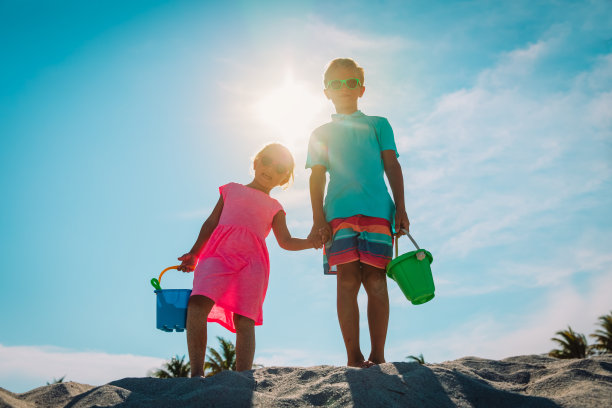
[406,354,426,365]
[152,355,191,378]
[549,326,589,359]
[589,312,612,354]
[46,375,66,385]
[205,336,237,376]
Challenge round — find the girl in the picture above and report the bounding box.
[177,143,314,377]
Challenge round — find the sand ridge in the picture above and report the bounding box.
[1,354,611,407]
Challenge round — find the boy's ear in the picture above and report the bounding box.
[323,88,331,100]
[359,86,366,97]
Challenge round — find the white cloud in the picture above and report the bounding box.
[402,41,612,259]
[389,270,612,363]
[0,344,165,392]
[303,17,410,52]
[434,227,612,297]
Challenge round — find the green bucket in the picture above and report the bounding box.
[386,231,435,305]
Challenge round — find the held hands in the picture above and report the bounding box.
[177,252,198,272]
[306,235,320,249]
[308,220,332,250]
[394,208,410,237]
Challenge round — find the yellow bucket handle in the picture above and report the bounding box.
[158,265,180,284]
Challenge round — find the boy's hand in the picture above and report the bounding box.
[308,220,331,249]
[395,209,410,237]
[319,226,332,246]
[177,252,198,272]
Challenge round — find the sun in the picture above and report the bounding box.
[254,74,326,143]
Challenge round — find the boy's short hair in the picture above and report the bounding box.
[323,58,365,87]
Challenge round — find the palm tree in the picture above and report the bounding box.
[46,375,66,385]
[152,355,191,378]
[590,311,612,354]
[205,336,236,377]
[406,354,426,365]
[549,326,589,359]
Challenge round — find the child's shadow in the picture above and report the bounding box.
[63,371,257,407]
[345,362,561,408]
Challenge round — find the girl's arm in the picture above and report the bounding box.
[272,211,315,251]
[177,195,224,271]
[308,165,331,247]
[382,150,410,236]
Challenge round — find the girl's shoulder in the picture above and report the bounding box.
[219,182,237,194]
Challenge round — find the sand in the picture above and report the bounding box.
[1,354,611,407]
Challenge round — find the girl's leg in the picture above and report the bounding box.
[361,263,389,364]
[336,261,365,367]
[186,295,215,377]
[233,314,255,371]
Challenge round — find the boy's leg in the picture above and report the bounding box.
[336,260,366,367]
[361,263,389,364]
[186,295,215,377]
[233,314,255,372]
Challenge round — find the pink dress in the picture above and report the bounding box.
[191,182,284,333]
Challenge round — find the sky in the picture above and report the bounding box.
[1,0,611,393]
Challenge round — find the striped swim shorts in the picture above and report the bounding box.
[323,215,394,275]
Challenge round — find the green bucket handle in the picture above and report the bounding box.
[395,229,423,258]
[395,228,426,261]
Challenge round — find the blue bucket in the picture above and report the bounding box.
[151,266,192,332]
[155,289,192,332]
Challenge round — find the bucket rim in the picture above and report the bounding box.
[154,288,193,294]
[386,249,433,278]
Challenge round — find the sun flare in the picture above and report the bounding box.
[254,75,326,144]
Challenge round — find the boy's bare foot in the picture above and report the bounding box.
[360,360,376,368]
[368,359,386,365]
[368,354,385,365]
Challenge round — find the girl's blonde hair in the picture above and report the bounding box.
[323,58,365,87]
[253,143,295,189]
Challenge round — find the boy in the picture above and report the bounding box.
[306,58,409,368]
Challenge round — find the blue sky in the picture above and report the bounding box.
[1,0,611,393]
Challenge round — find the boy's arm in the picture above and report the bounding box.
[308,165,331,247]
[177,195,224,271]
[382,150,410,236]
[272,211,316,251]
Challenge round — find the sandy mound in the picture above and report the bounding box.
[1,354,610,407]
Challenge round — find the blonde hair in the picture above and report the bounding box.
[253,143,295,189]
[323,58,365,87]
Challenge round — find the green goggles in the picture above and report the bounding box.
[326,78,362,90]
